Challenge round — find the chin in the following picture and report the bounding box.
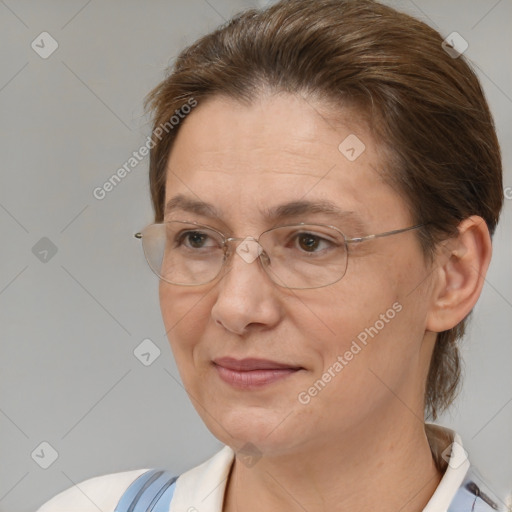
[199,404,300,454]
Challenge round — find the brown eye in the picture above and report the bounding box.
[298,233,321,252]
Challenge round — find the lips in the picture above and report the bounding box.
[212,357,303,388]
[214,357,301,371]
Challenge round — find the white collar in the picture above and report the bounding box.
[423,423,471,511]
[170,424,469,512]
[170,444,234,512]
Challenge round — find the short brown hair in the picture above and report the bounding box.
[143,0,503,419]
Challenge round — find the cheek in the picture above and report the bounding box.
[292,293,425,428]
[159,284,211,368]
[308,253,428,371]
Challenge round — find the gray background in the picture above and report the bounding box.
[0,1,510,511]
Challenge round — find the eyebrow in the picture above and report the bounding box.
[164,194,367,232]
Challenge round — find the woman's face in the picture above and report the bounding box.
[159,93,436,455]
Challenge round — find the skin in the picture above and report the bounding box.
[158,93,492,512]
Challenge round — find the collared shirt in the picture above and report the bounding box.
[36,424,504,512]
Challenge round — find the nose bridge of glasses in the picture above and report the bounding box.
[225,236,258,243]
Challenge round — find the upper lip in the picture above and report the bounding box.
[213,357,302,371]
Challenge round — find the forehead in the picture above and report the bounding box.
[164,93,407,230]
[169,93,372,165]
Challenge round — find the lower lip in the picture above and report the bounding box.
[214,365,300,389]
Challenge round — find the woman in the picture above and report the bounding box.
[37,0,507,510]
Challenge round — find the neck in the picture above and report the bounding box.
[223,414,443,512]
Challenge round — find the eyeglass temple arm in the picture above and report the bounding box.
[345,223,425,244]
[133,224,426,243]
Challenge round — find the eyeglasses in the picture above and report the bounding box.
[134,220,425,290]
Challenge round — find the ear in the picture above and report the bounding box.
[426,216,493,332]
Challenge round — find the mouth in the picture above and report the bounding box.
[212,357,303,389]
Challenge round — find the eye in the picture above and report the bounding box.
[293,232,336,253]
[176,230,219,249]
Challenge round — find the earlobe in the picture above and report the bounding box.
[426,216,492,333]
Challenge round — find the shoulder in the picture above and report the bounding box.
[36,468,150,512]
[449,467,509,512]
[35,446,234,512]
[424,423,508,511]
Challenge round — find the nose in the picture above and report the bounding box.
[210,240,283,336]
